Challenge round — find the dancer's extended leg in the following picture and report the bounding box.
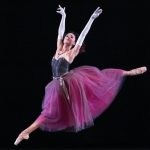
[123,66,147,76]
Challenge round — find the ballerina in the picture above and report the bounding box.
[14,5,147,146]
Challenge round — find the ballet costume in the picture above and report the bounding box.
[36,57,125,132]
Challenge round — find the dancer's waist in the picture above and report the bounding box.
[53,71,69,80]
[53,71,70,103]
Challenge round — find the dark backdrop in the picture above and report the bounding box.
[1,0,150,149]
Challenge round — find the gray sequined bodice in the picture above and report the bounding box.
[51,57,70,77]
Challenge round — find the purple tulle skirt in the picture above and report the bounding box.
[36,66,125,132]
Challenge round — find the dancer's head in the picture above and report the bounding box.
[63,31,85,53]
[63,32,76,46]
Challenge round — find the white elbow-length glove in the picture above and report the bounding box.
[56,5,66,39]
[76,7,103,46]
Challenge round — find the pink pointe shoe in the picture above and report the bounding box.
[14,131,29,146]
[126,66,147,76]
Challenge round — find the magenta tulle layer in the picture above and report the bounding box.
[36,66,125,132]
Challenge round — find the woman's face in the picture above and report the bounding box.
[63,33,76,46]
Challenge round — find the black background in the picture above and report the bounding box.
[1,0,150,149]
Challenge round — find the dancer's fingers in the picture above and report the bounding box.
[58,5,63,9]
[98,9,103,14]
[95,7,100,12]
[57,7,60,10]
[96,7,100,10]
[98,8,102,12]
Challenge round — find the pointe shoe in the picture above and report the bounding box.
[127,66,147,76]
[14,131,29,146]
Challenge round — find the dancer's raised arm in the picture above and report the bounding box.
[72,7,103,56]
[56,5,66,50]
